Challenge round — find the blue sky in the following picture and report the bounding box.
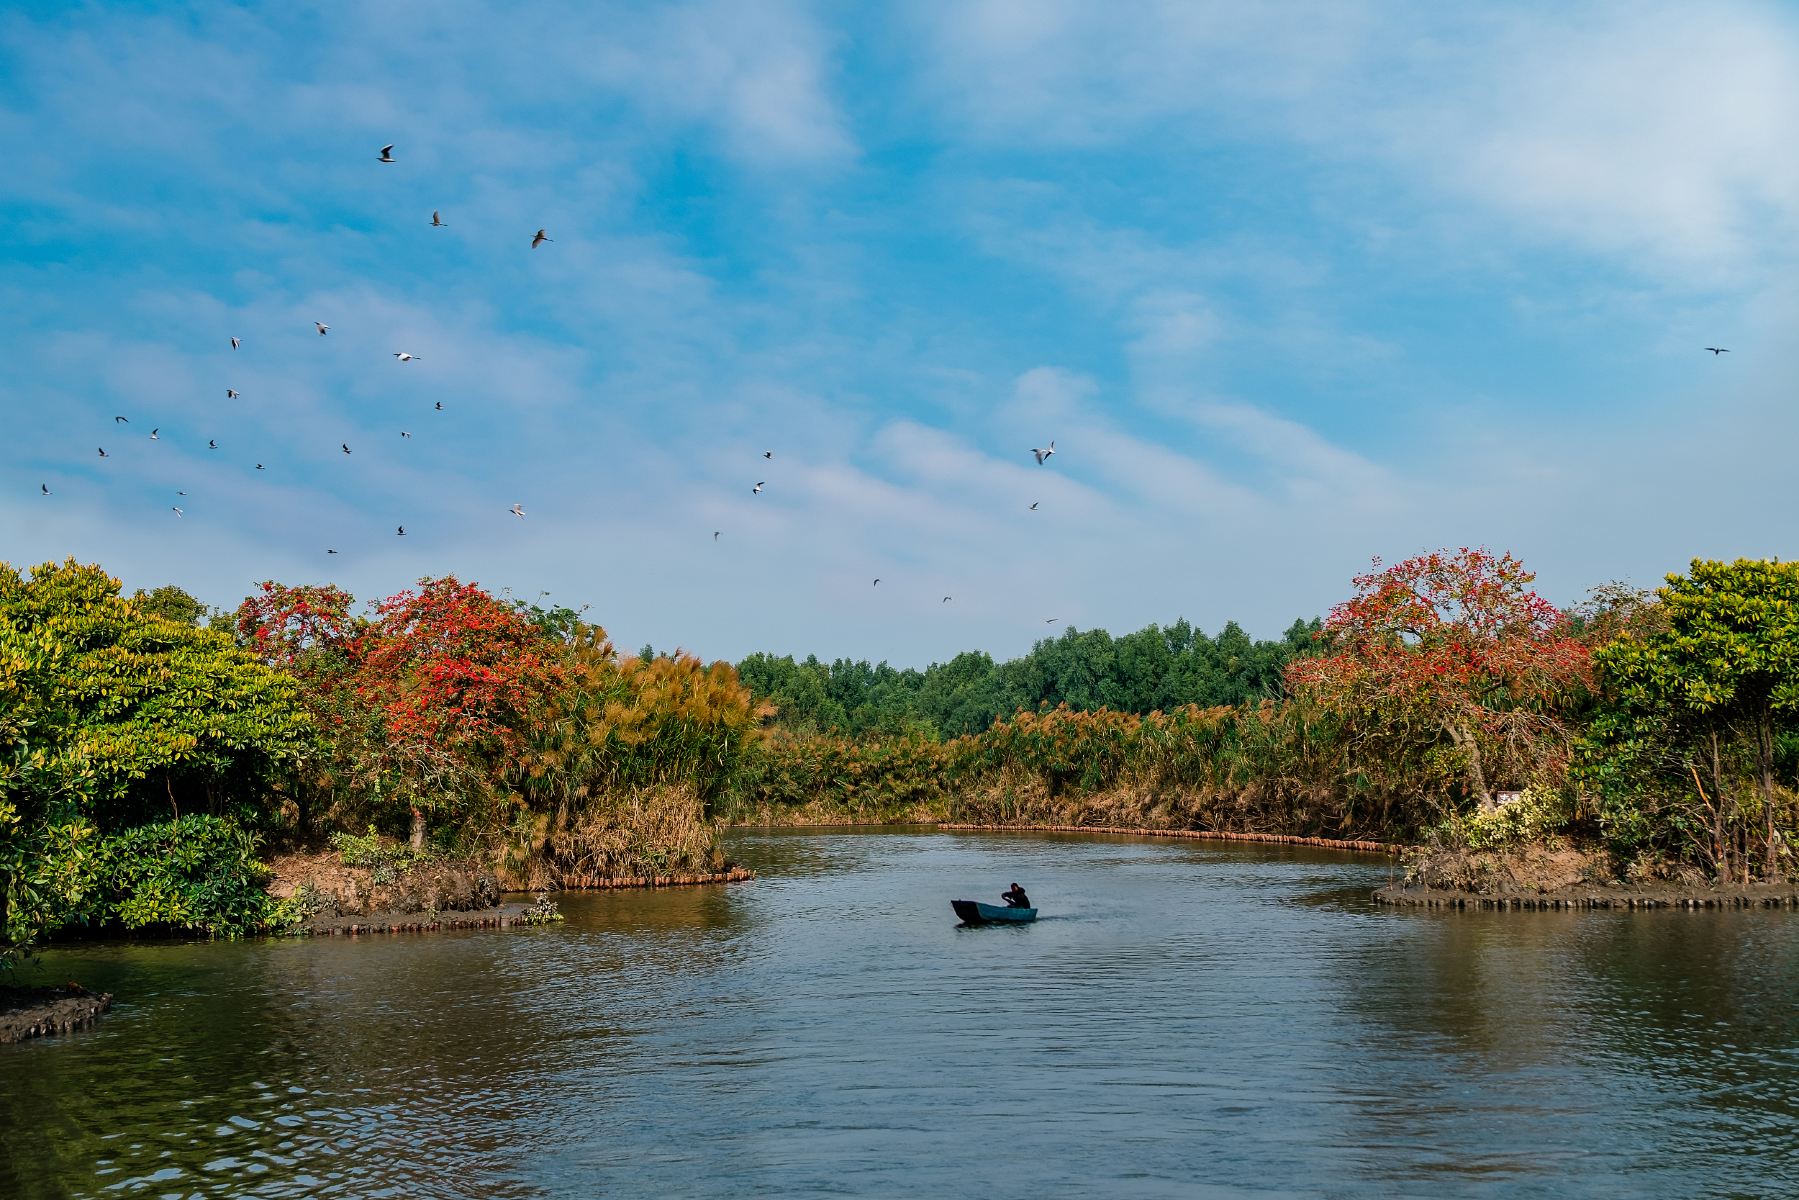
[3,1,1797,665]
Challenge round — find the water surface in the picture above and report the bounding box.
[4,828,1797,1198]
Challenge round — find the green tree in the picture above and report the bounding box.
[130,584,209,627]
[1,560,315,965]
[1592,559,1799,876]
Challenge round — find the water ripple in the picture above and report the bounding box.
[3,828,1797,1198]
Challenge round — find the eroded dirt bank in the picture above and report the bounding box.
[1,985,113,1045]
[1378,841,1799,909]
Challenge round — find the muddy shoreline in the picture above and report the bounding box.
[298,868,755,935]
[1,985,114,1045]
[1376,882,1799,910]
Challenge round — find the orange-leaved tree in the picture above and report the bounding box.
[238,577,565,847]
[356,578,565,848]
[1285,548,1591,815]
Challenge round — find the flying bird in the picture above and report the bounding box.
[378,144,395,163]
[1028,501,1039,511]
[230,336,239,350]
[256,463,265,470]
[1705,346,1729,354]
[171,506,183,517]
[431,210,446,228]
[316,322,329,336]
[177,490,186,496]
[510,504,525,519]
[400,431,412,439]
[763,450,773,459]
[873,579,880,586]
[226,389,239,399]
[752,481,765,494]
[208,440,218,449]
[393,352,420,362]
[396,526,406,536]
[341,443,352,454]
[1045,618,1060,624]
[1032,441,1055,465]
[713,531,720,541]
[327,549,338,555]
[114,415,128,424]
[40,484,50,496]
[531,228,551,248]
[942,596,952,604]
[97,447,108,458]
[434,401,444,411]
[150,428,159,440]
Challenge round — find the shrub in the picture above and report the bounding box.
[95,815,280,938]
[1450,789,1575,851]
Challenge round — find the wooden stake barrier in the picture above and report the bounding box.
[936,822,1401,855]
[556,866,755,891]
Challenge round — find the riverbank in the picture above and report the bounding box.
[1376,883,1799,909]
[937,822,1398,855]
[0,984,113,1045]
[286,867,751,935]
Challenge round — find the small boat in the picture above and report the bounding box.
[953,899,1037,925]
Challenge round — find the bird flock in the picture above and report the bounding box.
[32,139,1740,628]
[39,143,539,551]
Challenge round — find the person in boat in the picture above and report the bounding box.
[1000,882,1031,909]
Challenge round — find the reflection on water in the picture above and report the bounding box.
[4,828,1797,1198]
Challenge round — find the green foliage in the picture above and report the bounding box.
[518,892,564,925]
[328,828,428,884]
[737,617,1319,739]
[1,560,317,965]
[1581,559,1799,879]
[94,816,279,937]
[5,813,286,951]
[130,584,209,627]
[725,698,1418,841]
[1448,789,1574,851]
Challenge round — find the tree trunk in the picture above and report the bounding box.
[409,806,426,852]
[1756,708,1778,878]
[1710,731,1728,881]
[1447,721,1493,811]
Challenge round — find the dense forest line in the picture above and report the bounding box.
[6,549,1799,967]
[733,617,1320,739]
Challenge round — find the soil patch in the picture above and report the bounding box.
[0,985,113,1045]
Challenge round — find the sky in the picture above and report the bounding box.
[3,1,1797,666]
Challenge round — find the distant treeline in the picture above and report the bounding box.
[10,549,1799,968]
[734,618,1321,739]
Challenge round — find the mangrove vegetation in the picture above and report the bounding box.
[6,548,1799,964]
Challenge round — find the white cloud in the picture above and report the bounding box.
[912,1,1799,279]
[582,0,856,166]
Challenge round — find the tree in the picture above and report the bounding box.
[1287,549,1591,813]
[1592,560,1799,876]
[1,560,314,965]
[355,578,564,848]
[131,584,209,626]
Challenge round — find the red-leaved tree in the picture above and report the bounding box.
[236,577,563,846]
[1286,549,1592,812]
[355,578,564,848]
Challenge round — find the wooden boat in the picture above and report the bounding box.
[953,899,1037,924]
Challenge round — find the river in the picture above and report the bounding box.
[3,828,1797,1198]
